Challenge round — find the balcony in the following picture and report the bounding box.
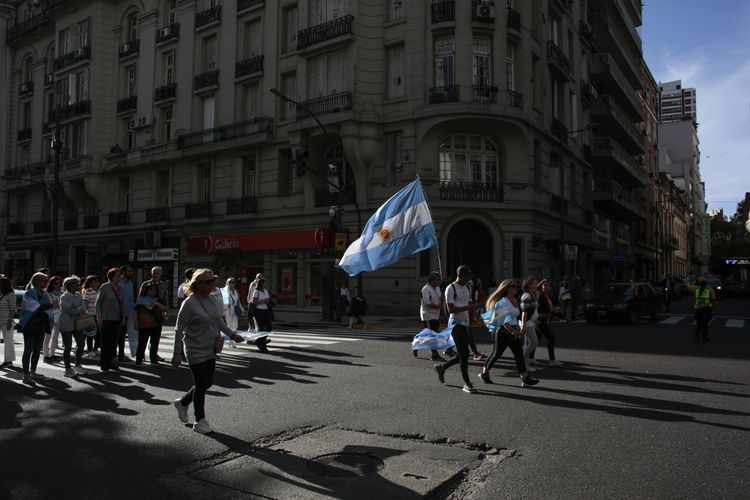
[590,94,645,154]
[48,99,91,122]
[83,215,99,229]
[472,85,497,104]
[592,178,645,221]
[589,10,642,89]
[146,207,170,223]
[108,212,129,226]
[238,0,265,11]
[550,117,568,144]
[507,7,521,36]
[63,217,78,231]
[428,85,460,104]
[156,23,180,44]
[547,40,571,80]
[431,0,455,23]
[34,220,51,233]
[507,90,523,108]
[194,69,219,91]
[581,80,598,107]
[226,196,258,215]
[53,46,90,71]
[7,223,25,236]
[195,5,222,29]
[295,91,353,120]
[6,12,50,44]
[235,55,264,78]
[119,39,140,59]
[19,80,34,96]
[155,82,177,102]
[17,128,32,142]
[439,181,504,202]
[589,53,643,120]
[591,136,646,188]
[177,116,273,149]
[297,15,354,51]
[117,95,137,113]
[185,202,212,219]
[5,160,49,178]
[472,1,495,22]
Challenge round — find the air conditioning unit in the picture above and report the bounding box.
[128,114,154,130]
[121,42,131,53]
[127,118,138,130]
[159,26,172,38]
[475,2,495,21]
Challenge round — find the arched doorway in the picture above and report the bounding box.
[446,219,493,286]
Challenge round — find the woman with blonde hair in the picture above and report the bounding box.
[172,269,245,434]
[478,279,539,387]
[19,273,53,384]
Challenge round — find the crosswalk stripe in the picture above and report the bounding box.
[725,319,745,328]
[660,316,684,325]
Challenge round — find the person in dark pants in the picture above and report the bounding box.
[434,265,477,393]
[416,272,444,361]
[690,275,715,341]
[134,284,168,365]
[95,268,124,371]
[529,279,561,366]
[19,272,53,385]
[478,279,539,387]
[251,278,273,352]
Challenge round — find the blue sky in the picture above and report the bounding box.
[642,0,750,217]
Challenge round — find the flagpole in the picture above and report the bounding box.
[416,175,444,280]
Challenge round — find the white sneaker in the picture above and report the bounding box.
[64,368,77,378]
[462,384,477,394]
[173,399,189,423]
[73,366,88,376]
[548,360,562,366]
[193,418,214,434]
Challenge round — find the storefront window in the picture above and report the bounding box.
[275,264,297,305]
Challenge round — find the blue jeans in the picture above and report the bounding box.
[61,330,85,368]
[22,332,45,373]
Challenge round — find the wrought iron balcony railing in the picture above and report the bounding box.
[17,128,32,142]
[48,99,91,122]
[439,181,504,202]
[83,215,99,229]
[19,80,34,96]
[119,39,140,58]
[295,91,353,120]
[108,211,129,226]
[195,5,222,29]
[156,23,180,44]
[547,40,570,75]
[226,196,258,215]
[431,0,455,23]
[194,69,219,90]
[472,85,497,103]
[117,95,137,113]
[238,0,264,11]
[177,116,273,148]
[155,82,177,101]
[428,85,460,104]
[53,46,90,71]
[146,207,170,223]
[235,55,264,77]
[508,90,523,108]
[297,15,354,51]
[6,12,50,43]
[185,202,212,219]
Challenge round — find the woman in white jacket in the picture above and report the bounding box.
[221,278,242,331]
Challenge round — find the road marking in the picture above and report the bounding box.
[725,319,745,328]
[660,316,684,325]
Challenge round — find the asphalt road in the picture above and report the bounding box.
[1,297,748,499]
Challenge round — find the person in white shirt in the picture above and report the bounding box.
[246,273,264,332]
[221,278,242,331]
[251,278,272,353]
[415,272,444,361]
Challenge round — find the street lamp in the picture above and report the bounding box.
[270,88,363,294]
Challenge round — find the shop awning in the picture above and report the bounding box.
[187,229,330,254]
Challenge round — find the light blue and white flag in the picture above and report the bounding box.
[339,178,437,277]
[411,326,456,351]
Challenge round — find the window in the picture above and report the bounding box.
[166,0,177,24]
[202,95,215,129]
[203,35,217,71]
[277,149,293,197]
[533,139,542,187]
[125,65,136,97]
[243,81,261,119]
[281,73,297,120]
[19,144,30,165]
[156,171,170,206]
[566,163,575,202]
[74,71,88,102]
[384,131,402,186]
[119,177,130,212]
[71,121,84,157]
[531,53,541,108]
[282,5,298,53]
[569,92,578,136]
[77,19,89,48]
[388,0,404,21]
[549,17,560,45]
[549,153,561,194]
[242,156,256,197]
[199,163,212,203]
[59,28,70,54]
[15,195,26,223]
[208,0,219,7]
[125,119,135,150]
[163,50,175,84]
[439,134,499,184]
[552,79,560,118]
[386,44,404,98]
[242,19,262,58]
[127,12,138,41]
[434,36,455,87]
[310,0,346,24]
[506,41,516,91]
[161,106,173,141]
[56,78,70,107]
[23,58,32,82]
[309,50,344,97]
[22,102,31,129]
[472,36,492,87]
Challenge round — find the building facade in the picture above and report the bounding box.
[2,0,650,313]
[657,79,696,123]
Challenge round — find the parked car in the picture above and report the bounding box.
[585,282,664,324]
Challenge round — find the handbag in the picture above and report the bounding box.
[74,314,98,332]
[215,334,225,353]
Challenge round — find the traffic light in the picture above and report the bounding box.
[294,148,309,177]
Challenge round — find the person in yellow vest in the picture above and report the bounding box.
[689,275,716,341]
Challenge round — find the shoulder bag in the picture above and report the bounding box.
[74,314,98,332]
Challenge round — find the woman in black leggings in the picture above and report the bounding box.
[532,279,561,366]
[478,279,539,387]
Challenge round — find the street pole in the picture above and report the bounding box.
[50,107,61,275]
[270,88,363,294]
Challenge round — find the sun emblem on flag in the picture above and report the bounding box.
[379,227,392,241]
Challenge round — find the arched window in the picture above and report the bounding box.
[439,134,499,184]
[126,12,139,42]
[23,57,33,82]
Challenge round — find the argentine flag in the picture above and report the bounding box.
[339,178,437,277]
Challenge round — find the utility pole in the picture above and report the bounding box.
[50,106,62,275]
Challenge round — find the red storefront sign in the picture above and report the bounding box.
[187,228,330,254]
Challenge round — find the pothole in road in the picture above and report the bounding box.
[161,426,514,499]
